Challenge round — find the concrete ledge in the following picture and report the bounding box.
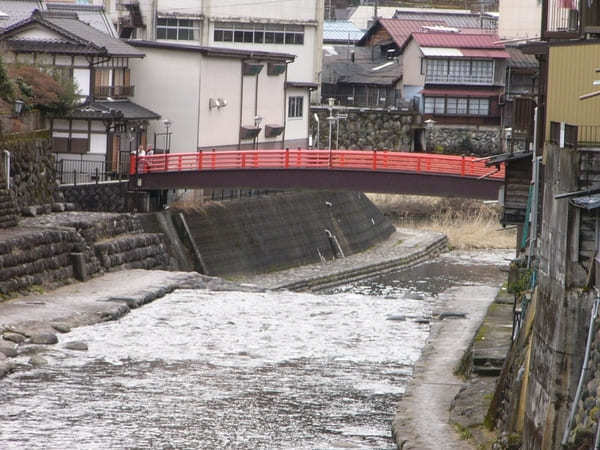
[280,234,448,292]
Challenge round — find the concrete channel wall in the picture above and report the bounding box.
[174,190,395,277]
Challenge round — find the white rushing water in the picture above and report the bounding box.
[0,251,510,449]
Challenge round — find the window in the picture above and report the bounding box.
[470,60,494,82]
[425,59,448,80]
[288,96,303,118]
[424,96,489,116]
[469,98,489,115]
[214,22,304,45]
[425,58,494,84]
[157,18,198,41]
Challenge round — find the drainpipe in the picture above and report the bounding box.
[255,64,260,149]
[239,60,245,150]
[282,62,288,148]
[3,150,9,190]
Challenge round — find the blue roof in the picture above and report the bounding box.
[323,20,364,43]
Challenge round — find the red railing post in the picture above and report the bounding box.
[372,151,377,170]
[129,154,136,175]
[178,155,182,171]
[253,151,258,168]
[212,149,216,169]
[198,151,203,170]
[461,155,466,176]
[242,152,246,168]
[285,148,290,168]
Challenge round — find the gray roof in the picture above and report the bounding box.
[68,100,160,121]
[323,20,364,43]
[0,10,144,57]
[392,10,497,30]
[570,194,600,210]
[506,46,538,70]
[46,3,117,37]
[322,47,402,87]
[0,0,43,29]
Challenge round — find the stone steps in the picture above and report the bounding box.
[0,189,18,229]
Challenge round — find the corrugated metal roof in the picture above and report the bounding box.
[323,20,364,43]
[421,87,502,97]
[412,32,504,49]
[357,18,444,47]
[505,46,539,69]
[393,9,497,30]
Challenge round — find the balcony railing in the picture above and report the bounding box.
[543,0,580,37]
[93,85,135,99]
[425,74,494,85]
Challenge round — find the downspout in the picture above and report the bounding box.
[282,61,288,148]
[196,54,202,151]
[239,60,245,150]
[255,64,259,149]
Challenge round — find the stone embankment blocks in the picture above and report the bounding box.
[0,189,18,229]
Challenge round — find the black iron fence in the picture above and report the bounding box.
[55,151,131,185]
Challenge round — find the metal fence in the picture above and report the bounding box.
[55,151,130,185]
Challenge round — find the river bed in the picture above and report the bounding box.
[0,250,511,449]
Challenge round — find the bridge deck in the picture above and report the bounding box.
[130,150,504,200]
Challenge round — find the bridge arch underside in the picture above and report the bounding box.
[133,169,502,200]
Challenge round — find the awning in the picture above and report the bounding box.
[421,47,463,57]
[570,194,600,210]
[66,100,161,121]
[421,88,502,98]
[286,81,319,89]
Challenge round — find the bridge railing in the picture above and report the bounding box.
[130,150,505,179]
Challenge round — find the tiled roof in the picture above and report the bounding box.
[411,32,504,49]
[0,10,144,57]
[68,100,160,121]
[5,38,99,54]
[0,0,43,29]
[322,58,402,86]
[323,20,364,43]
[357,18,444,47]
[46,3,117,38]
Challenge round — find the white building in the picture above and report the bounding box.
[129,42,298,151]
[498,0,541,40]
[83,0,323,151]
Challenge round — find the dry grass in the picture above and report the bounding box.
[367,194,516,250]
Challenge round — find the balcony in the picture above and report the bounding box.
[543,0,600,38]
[425,74,494,86]
[93,85,135,99]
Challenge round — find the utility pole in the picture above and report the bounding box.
[374,0,378,21]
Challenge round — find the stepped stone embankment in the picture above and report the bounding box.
[0,211,169,296]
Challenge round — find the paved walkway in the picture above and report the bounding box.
[240,228,447,290]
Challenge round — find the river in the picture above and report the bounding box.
[0,250,510,449]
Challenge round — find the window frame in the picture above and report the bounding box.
[157,17,199,41]
[288,95,304,119]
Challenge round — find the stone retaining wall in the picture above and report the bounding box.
[177,190,395,277]
[311,108,421,150]
[57,181,131,212]
[429,126,501,156]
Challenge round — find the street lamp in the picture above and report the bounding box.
[254,115,263,150]
[327,97,336,166]
[313,113,320,149]
[14,99,24,116]
[163,119,172,153]
[425,118,436,152]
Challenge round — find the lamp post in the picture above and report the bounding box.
[313,113,320,149]
[425,118,436,152]
[13,100,24,116]
[254,115,262,150]
[327,97,336,167]
[163,119,172,153]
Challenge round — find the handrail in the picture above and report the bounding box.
[131,149,505,180]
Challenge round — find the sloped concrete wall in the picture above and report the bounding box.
[176,191,394,277]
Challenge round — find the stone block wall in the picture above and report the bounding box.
[1,131,55,211]
[177,190,394,277]
[311,107,421,151]
[429,126,501,156]
[57,181,131,212]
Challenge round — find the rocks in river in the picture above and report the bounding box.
[386,314,406,321]
[51,323,71,333]
[0,342,17,357]
[64,341,88,351]
[29,355,48,367]
[28,333,58,345]
[3,332,26,343]
[438,312,467,320]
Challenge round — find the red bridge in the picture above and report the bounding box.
[130,149,504,200]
